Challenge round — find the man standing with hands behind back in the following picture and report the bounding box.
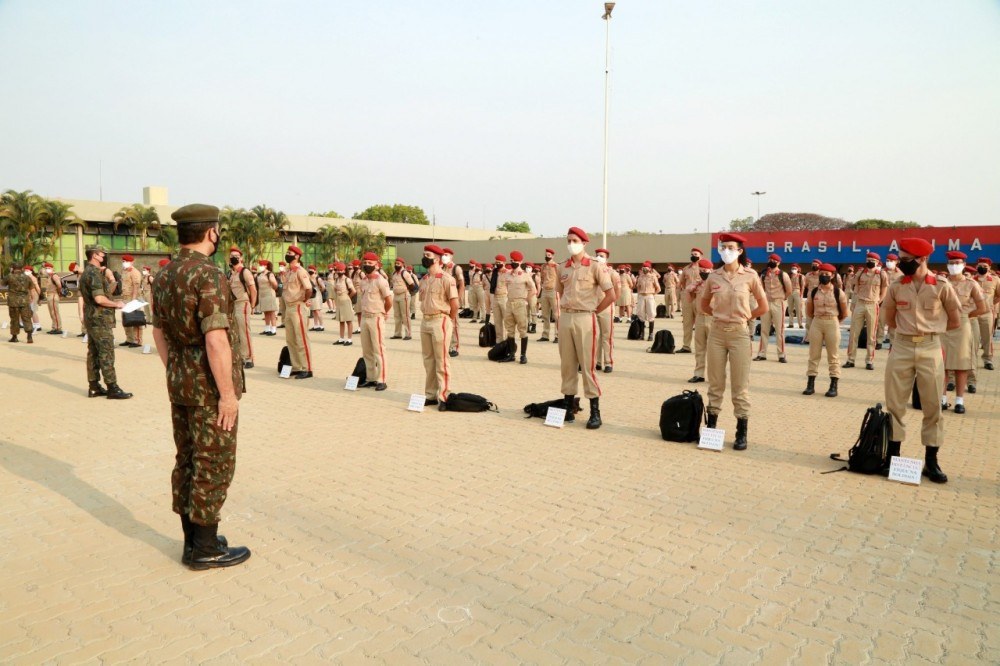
[281,245,315,379]
[152,203,250,570]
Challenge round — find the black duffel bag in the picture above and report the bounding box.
[122,310,147,328]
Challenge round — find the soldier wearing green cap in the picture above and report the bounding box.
[2,264,35,342]
[80,244,132,399]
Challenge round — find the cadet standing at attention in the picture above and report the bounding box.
[973,257,998,369]
[329,262,356,345]
[418,245,459,408]
[557,227,614,430]
[755,253,792,362]
[635,261,661,341]
[802,263,848,397]
[487,254,508,340]
[358,251,392,390]
[876,253,904,347]
[469,262,485,322]
[802,259,822,339]
[687,258,715,383]
[3,264,34,343]
[227,246,257,369]
[593,248,620,373]
[80,245,132,398]
[281,245,314,379]
[69,262,86,337]
[389,258,415,340]
[256,260,279,336]
[441,248,464,356]
[786,264,805,328]
[676,248,704,353]
[941,251,988,414]
[844,251,888,370]
[120,254,144,348]
[538,249,559,343]
[700,234,768,450]
[880,238,961,483]
[503,250,536,364]
[662,266,678,317]
[151,203,250,570]
[42,262,63,334]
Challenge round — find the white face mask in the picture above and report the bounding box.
[122,261,132,269]
[525,267,533,274]
[567,242,584,256]
[142,270,149,276]
[279,267,286,273]
[595,256,607,264]
[46,268,53,274]
[719,248,741,265]
[791,268,798,274]
[884,261,896,270]
[258,266,266,273]
[24,270,31,275]
[947,263,965,276]
[442,254,452,265]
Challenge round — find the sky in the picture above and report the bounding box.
[1,1,999,237]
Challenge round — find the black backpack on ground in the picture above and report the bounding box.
[351,357,367,383]
[647,329,675,354]
[479,322,497,347]
[277,346,291,374]
[655,304,667,319]
[442,392,498,412]
[523,397,580,419]
[659,390,705,442]
[458,308,473,318]
[827,403,890,474]
[627,316,644,340]
[488,338,516,362]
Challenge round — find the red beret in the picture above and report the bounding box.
[811,258,821,265]
[768,253,780,262]
[545,248,555,255]
[691,248,704,254]
[595,248,609,256]
[866,251,880,260]
[718,233,746,244]
[327,264,335,270]
[307,265,316,271]
[261,260,271,268]
[494,254,506,262]
[819,263,837,272]
[335,262,346,271]
[697,259,713,269]
[43,262,53,268]
[899,238,934,257]
[287,245,303,257]
[667,264,675,269]
[964,265,976,273]
[279,261,286,266]
[978,257,993,265]
[68,262,77,271]
[142,265,151,271]
[351,259,361,266]
[945,250,967,261]
[567,227,590,243]
[424,244,444,256]
[791,264,800,269]
[362,251,380,262]
[510,250,523,262]
[122,254,134,262]
[886,253,898,261]
[395,257,405,264]
[229,246,242,255]
[442,247,454,255]
[158,258,170,267]
[642,261,652,268]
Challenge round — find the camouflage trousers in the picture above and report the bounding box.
[8,305,32,336]
[171,403,238,526]
[85,323,117,384]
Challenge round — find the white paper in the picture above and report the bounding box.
[0,321,7,329]
[142,344,152,354]
[407,394,426,412]
[887,456,922,485]
[121,299,148,314]
[544,406,566,428]
[62,331,68,338]
[344,375,360,391]
[82,334,88,343]
[698,427,725,451]
[279,365,292,378]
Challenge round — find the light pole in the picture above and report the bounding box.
[601,2,615,248]
[751,191,766,221]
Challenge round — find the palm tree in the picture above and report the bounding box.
[156,226,179,257]
[38,199,83,260]
[314,223,343,265]
[0,189,49,270]
[336,222,376,260]
[113,203,161,251]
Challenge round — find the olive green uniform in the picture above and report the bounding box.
[80,264,119,384]
[3,271,33,337]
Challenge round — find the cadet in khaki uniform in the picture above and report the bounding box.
[557,227,615,430]
[941,251,988,414]
[357,251,392,390]
[502,250,537,364]
[700,234,768,451]
[881,238,962,483]
[42,262,63,334]
[120,254,144,347]
[227,246,257,369]
[802,259,822,339]
[467,261,481,321]
[150,203,250,570]
[662,266,678,317]
[441,248,464,356]
[527,263,539,333]
[876,253,904,347]
[281,245,314,378]
[538,249,560,342]
[69,262,86,336]
[594,249,620,373]
[802,263,848,397]
[256,260,280,335]
[844,266,856,305]
[755,253,792,362]
[677,248,704,352]
[635,261,661,341]
[328,262,355,345]
[687,259,714,383]
[973,257,998,369]
[350,260,363,333]
[418,245,459,407]
[844,252,888,370]
[389,259,415,340]
[486,254,508,340]
[787,265,804,328]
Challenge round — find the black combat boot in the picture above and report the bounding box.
[8,336,17,343]
[734,417,748,450]
[825,377,839,398]
[705,412,718,429]
[647,323,654,341]
[586,397,602,430]
[484,314,491,325]
[922,446,948,484]
[803,376,816,395]
[106,384,133,400]
[88,381,108,398]
[881,441,901,477]
[564,395,576,423]
[519,337,528,364]
[180,514,228,565]
[188,523,250,571]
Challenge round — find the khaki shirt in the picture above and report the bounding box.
[228,266,252,303]
[883,274,961,335]
[678,261,701,291]
[505,269,536,301]
[694,275,713,311]
[445,264,465,290]
[557,256,613,312]
[636,272,659,295]
[854,268,888,302]
[46,272,61,301]
[122,267,142,301]
[845,272,857,292]
[704,265,768,324]
[948,276,984,315]
[330,275,353,298]
[789,272,804,295]
[494,269,509,297]
[608,267,622,300]
[810,285,847,318]
[419,271,458,315]
[761,269,792,301]
[974,273,998,308]
[390,269,415,295]
[358,273,391,314]
[281,265,312,305]
[663,272,679,291]
[884,267,904,285]
[540,261,559,291]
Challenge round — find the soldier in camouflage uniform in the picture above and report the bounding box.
[151,204,251,571]
[3,264,34,343]
[80,245,132,399]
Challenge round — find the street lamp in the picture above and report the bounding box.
[751,191,766,221]
[601,2,615,248]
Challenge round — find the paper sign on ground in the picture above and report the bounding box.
[62,331,68,338]
[698,428,725,451]
[1,321,7,329]
[142,344,152,354]
[82,334,88,343]
[279,365,292,378]
[344,375,360,391]
[544,407,566,428]
[122,300,148,314]
[407,394,426,412]
[887,456,922,485]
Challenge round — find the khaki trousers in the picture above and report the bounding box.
[504,298,529,340]
[665,287,677,313]
[847,300,878,364]
[528,294,538,326]
[491,295,507,340]
[468,287,480,318]
[706,322,752,418]
[807,316,840,378]
[559,311,601,399]
[284,303,312,372]
[421,315,453,402]
[596,307,614,367]
[636,294,656,323]
[757,299,786,358]
[361,313,387,383]
[392,293,411,337]
[787,292,803,327]
[232,300,253,363]
[977,312,994,362]
[885,335,944,447]
[47,295,61,330]
[680,297,695,350]
[693,314,712,378]
[540,290,558,337]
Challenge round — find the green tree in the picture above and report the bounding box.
[220,205,290,264]
[335,222,387,260]
[847,218,920,230]
[353,204,429,225]
[728,216,754,232]
[112,203,162,251]
[313,224,343,265]
[38,199,83,260]
[497,221,531,233]
[0,189,50,270]
[308,210,343,218]
[156,226,179,257]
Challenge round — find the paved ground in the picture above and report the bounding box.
[1,304,998,664]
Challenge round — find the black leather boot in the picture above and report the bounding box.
[803,376,815,395]
[484,314,491,325]
[88,381,108,398]
[647,323,654,341]
[825,377,839,398]
[734,417,748,450]
[881,441,901,477]
[705,412,718,429]
[519,337,527,364]
[564,395,576,423]
[106,384,133,400]
[586,397,602,430]
[922,446,948,484]
[181,514,228,565]
[188,523,250,570]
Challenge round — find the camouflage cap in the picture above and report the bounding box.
[85,244,108,253]
[171,203,220,225]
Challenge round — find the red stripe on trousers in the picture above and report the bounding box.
[440,317,450,400]
[590,313,601,397]
[608,316,614,365]
[242,302,252,360]
[296,304,312,371]
[376,315,386,381]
